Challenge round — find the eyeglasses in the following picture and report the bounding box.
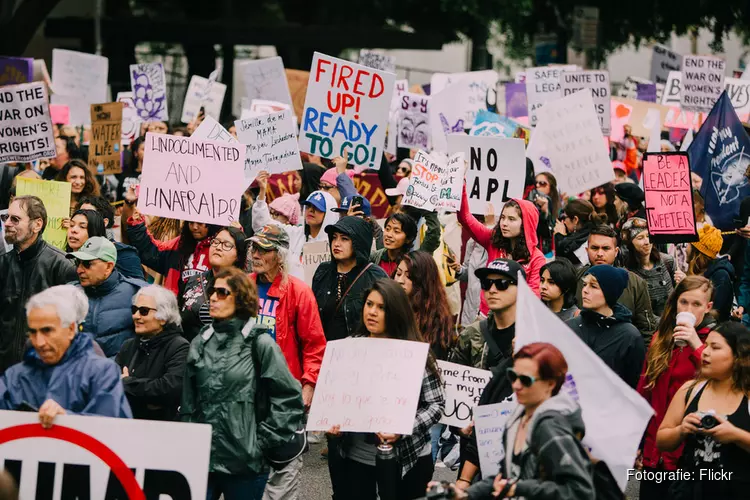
[535,180,549,187]
[211,239,235,251]
[0,214,22,225]
[131,306,156,316]
[397,167,411,174]
[207,286,232,300]
[72,258,96,269]
[480,277,513,291]
[506,368,537,387]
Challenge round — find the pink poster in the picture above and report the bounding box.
[642,152,698,243]
[50,104,70,125]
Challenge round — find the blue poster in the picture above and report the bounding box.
[688,91,750,229]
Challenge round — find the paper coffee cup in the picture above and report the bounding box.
[676,311,697,327]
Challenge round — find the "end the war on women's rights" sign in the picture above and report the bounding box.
[0,81,55,163]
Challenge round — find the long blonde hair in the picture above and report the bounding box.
[643,276,713,389]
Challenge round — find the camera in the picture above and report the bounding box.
[697,412,719,430]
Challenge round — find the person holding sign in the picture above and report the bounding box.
[326,278,445,500]
[55,159,101,216]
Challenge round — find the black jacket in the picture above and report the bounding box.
[312,216,388,341]
[704,257,735,322]
[554,225,592,266]
[0,238,77,373]
[566,304,646,388]
[115,325,190,421]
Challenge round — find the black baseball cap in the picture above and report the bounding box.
[474,258,526,283]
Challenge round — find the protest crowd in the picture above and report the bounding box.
[1,46,750,500]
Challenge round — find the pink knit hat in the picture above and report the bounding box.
[319,168,355,187]
[269,193,301,225]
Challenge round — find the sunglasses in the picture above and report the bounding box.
[131,306,156,316]
[480,277,513,291]
[535,180,549,187]
[506,368,537,387]
[0,214,22,225]
[73,258,95,269]
[207,286,232,300]
[397,166,411,174]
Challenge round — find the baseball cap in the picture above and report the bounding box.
[385,177,410,197]
[249,224,290,251]
[612,160,626,173]
[474,258,526,283]
[67,236,117,263]
[333,196,372,216]
[302,191,328,212]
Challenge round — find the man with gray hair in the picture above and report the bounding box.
[115,285,189,421]
[0,285,131,428]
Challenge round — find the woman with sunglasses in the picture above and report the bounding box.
[116,285,189,421]
[554,199,603,266]
[526,172,560,256]
[181,267,304,500]
[589,183,619,228]
[448,342,594,500]
[326,278,445,499]
[181,227,248,342]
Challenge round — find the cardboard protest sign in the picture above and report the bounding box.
[116,91,141,146]
[0,82,55,163]
[642,152,698,243]
[241,57,293,108]
[358,50,396,74]
[137,133,245,226]
[447,135,526,215]
[0,57,33,86]
[303,240,330,287]
[285,69,309,122]
[235,109,302,177]
[129,62,169,122]
[437,153,464,212]
[15,178,70,250]
[88,102,123,175]
[536,90,614,195]
[300,52,394,168]
[307,337,429,434]
[515,277,654,491]
[397,92,430,149]
[429,81,469,153]
[661,71,682,106]
[49,104,69,125]
[436,360,491,427]
[560,70,611,134]
[525,65,578,126]
[0,410,211,499]
[650,45,681,84]
[681,55,726,113]
[402,150,441,211]
[430,70,498,126]
[181,74,227,123]
[474,397,518,477]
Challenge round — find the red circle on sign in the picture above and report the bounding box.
[0,423,145,500]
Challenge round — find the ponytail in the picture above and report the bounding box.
[563,199,600,228]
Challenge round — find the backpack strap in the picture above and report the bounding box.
[479,319,503,361]
[335,263,373,315]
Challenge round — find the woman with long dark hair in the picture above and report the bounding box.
[66,209,106,252]
[554,199,603,267]
[527,172,560,256]
[539,259,579,321]
[55,160,101,216]
[637,276,715,500]
[589,183,619,227]
[326,278,444,499]
[372,212,419,276]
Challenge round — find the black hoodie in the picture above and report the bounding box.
[311,216,388,341]
[704,256,736,322]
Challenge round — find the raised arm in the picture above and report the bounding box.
[457,183,493,250]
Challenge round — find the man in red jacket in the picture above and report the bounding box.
[249,224,327,499]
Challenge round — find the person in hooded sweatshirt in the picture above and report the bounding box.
[457,183,546,315]
[312,217,388,342]
[684,224,735,322]
[566,265,646,388]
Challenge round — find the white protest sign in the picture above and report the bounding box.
[560,70,611,135]
[302,240,330,287]
[397,92,430,149]
[402,150,441,211]
[535,89,614,195]
[137,132,245,226]
[724,77,750,121]
[51,49,108,126]
[515,276,654,491]
[437,152,465,212]
[235,109,302,177]
[474,397,518,477]
[525,65,578,126]
[240,57,293,106]
[307,337,429,434]
[385,79,408,155]
[436,360,491,427]
[650,44,681,84]
[430,70,498,126]
[358,50,396,74]
[129,62,169,122]
[0,82,55,163]
[181,74,227,123]
[300,52,394,169]
[616,76,652,100]
[661,71,682,105]
[0,411,211,499]
[191,116,260,185]
[116,91,141,146]
[446,135,526,215]
[681,55,726,112]
[250,99,291,115]
[430,82,469,153]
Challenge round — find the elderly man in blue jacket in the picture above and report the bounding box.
[69,237,147,357]
[0,285,132,427]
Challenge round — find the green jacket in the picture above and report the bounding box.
[180,318,304,475]
[449,313,493,370]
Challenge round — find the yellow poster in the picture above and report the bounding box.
[15,177,71,250]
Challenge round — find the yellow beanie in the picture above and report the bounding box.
[692,225,723,259]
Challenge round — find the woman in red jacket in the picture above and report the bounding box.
[636,276,715,500]
[457,184,545,315]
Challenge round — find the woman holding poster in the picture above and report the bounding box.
[326,278,444,499]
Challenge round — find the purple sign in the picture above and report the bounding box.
[636,83,657,103]
[505,83,528,118]
[0,57,33,87]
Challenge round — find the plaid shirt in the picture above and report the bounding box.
[395,369,445,476]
